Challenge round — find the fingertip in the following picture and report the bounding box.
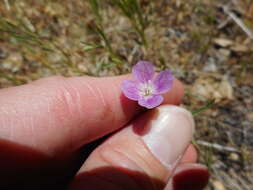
[180,144,198,163]
[163,79,184,105]
[166,163,209,190]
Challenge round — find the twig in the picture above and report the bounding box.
[217,17,231,29]
[223,6,253,40]
[196,140,240,153]
[4,0,10,11]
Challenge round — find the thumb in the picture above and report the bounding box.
[70,105,195,190]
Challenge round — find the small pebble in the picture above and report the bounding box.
[229,153,240,161]
[203,57,217,72]
[0,46,8,59]
[212,180,226,190]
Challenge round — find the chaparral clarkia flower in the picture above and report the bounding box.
[122,61,174,109]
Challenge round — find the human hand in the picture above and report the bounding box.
[0,75,209,190]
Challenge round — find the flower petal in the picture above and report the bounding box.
[138,95,164,109]
[132,61,155,83]
[153,69,174,94]
[121,80,140,101]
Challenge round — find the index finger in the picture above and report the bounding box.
[0,75,184,154]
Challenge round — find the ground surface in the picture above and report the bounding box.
[0,0,252,190]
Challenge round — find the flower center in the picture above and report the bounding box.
[139,81,154,97]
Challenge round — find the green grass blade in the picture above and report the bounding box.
[192,99,216,115]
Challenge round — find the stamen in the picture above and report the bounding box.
[144,88,151,96]
[139,82,154,97]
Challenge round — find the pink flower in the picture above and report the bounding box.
[122,61,174,109]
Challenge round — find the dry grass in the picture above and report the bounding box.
[0,0,253,189]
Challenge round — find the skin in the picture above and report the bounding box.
[0,75,209,189]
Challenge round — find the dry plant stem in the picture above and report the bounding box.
[4,0,10,11]
[223,6,253,40]
[196,140,240,153]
